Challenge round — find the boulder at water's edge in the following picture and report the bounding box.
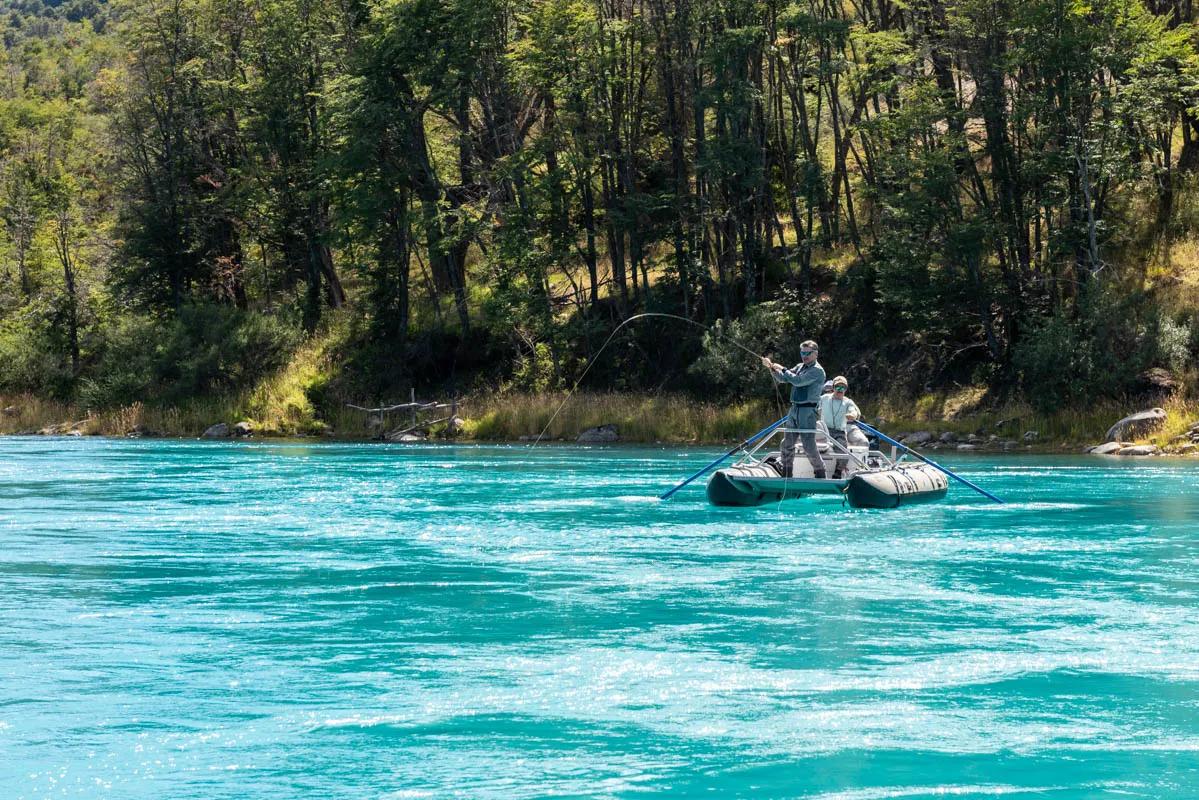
[578,424,620,443]
[202,423,230,438]
[1117,444,1160,456]
[1105,408,1167,442]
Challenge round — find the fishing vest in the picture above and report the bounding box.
[789,361,826,406]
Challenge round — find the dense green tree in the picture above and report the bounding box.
[2,0,1199,407]
[247,0,346,329]
[109,0,246,309]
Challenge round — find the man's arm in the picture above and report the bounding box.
[777,363,823,387]
[761,356,785,383]
[845,399,861,422]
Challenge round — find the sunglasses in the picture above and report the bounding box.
[800,350,815,357]
[833,385,847,391]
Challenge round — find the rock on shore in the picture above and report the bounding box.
[1116,444,1159,456]
[1105,408,1166,442]
[578,424,620,443]
[389,432,425,443]
[202,423,229,438]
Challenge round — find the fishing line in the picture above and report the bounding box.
[531,312,785,446]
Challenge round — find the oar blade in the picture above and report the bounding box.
[659,416,787,501]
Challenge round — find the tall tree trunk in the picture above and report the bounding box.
[394,77,471,334]
[579,164,600,307]
[53,212,80,377]
[375,186,412,347]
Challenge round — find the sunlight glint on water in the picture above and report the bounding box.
[2,437,1199,798]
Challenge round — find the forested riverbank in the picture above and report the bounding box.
[3,0,1199,442]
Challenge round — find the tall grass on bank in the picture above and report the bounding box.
[466,392,781,443]
[3,382,1194,449]
[0,393,286,437]
[465,391,1196,447]
[871,393,1195,447]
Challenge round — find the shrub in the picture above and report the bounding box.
[0,315,74,398]
[79,303,300,407]
[1014,314,1097,413]
[689,302,790,400]
[1152,314,1190,373]
[510,341,557,393]
[1015,284,1183,412]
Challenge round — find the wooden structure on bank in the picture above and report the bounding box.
[346,389,461,440]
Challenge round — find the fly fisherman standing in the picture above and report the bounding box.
[819,376,861,479]
[761,340,826,479]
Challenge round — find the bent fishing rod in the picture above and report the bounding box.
[531,312,781,447]
[529,312,1005,504]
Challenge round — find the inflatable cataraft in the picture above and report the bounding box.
[706,423,949,509]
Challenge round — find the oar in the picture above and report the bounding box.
[855,420,1005,504]
[659,416,788,501]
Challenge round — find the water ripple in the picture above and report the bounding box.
[2,439,1198,798]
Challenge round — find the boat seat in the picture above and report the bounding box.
[813,422,831,454]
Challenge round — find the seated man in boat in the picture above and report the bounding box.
[819,376,861,479]
[761,340,826,479]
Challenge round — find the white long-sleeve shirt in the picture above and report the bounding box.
[819,394,861,432]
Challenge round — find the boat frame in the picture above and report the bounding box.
[706,424,940,506]
[740,425,899,484]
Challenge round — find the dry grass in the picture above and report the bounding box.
[5,378,1194,449]
[871,392,1195,447]
[0,393,254,437]
[1146,398,1199,448]
[464,390,1194,446]
[0,394,84,434]
[465,392,779,443]
[1148,237,1199,312]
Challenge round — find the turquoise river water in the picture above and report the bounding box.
[2,436,1199,799]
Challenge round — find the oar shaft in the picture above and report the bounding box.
[857,421,1004,504]
[659,416,788,500]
